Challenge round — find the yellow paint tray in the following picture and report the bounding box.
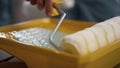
[0,18,120,68]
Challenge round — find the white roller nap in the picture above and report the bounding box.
[61,16,120,56]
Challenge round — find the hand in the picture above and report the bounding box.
[26,0,53,16]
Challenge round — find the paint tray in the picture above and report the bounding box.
[0,18,120,68]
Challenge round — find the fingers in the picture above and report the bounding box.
[27,0,53,16]
[27,0,37,5]
[30,0,37,5]
[45,0,53,16]
[37,0,44,10]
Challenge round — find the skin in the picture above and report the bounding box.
[26,0,53,16]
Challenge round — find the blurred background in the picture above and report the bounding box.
[0,0,120,26]
[12,0,46,24]
[0,0,47,26]
[0,0,75,26]
[11,0,120,24]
